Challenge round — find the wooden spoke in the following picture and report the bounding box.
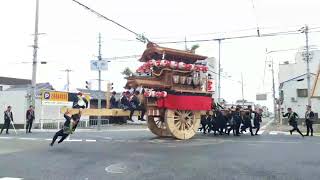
[165,109,201,140]
[147,115,171,137]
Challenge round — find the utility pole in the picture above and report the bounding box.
[218,39,221,103]
[62,69,72,91]
[184,36,188,51]
[31,0,40,106]
[271,58,277,123]
[97,33,102,130]
[241,73,244,106]
[304,25,311,106]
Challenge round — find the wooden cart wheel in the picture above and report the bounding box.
[165,109,201,140]
[147,116,171,137]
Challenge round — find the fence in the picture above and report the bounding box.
[38,118,110,130]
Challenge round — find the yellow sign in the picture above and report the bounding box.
[42,91,68,102]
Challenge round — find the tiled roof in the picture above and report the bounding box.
[0,77,31,85]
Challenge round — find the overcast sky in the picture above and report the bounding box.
[1,0,320,109]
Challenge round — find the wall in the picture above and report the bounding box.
[0,90,90,128]
[279,50,320,118]
[279,50,320,83]
[0,91,28,125]
[280,76,320,116]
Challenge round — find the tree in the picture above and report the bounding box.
[190,44,200,53]
[121,67,133,77]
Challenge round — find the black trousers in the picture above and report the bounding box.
[26,119,33,132]
[50,129,69,145]
[306,120,313,136]
[290,124,304,137]
[129,106,146,120]
[227,124,238,136]
[1,120,10,134]
[200,122,207,134]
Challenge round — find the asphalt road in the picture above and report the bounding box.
[0,130,319,180]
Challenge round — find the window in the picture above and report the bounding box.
[297,89,308,97]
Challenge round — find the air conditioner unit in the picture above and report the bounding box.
[291,97,297,102]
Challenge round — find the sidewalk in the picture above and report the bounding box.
[265,121,320,133]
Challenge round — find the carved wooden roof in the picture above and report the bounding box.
[140,42,207,64]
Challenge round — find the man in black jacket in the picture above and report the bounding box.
[1,106,13,134]
[129,91,146,121]
[282,108,304,137]
[26,105,35,133]
[253,108,263,135]
[200,111,211,134]
[110,91,118,109]
[50,110,81,146]
[305,105,315,136]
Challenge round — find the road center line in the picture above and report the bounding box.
[19,138,38,140]
[85,139,97,142]
[65,139,82,142]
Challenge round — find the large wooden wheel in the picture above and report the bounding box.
[147,116,172,137]
[165,109,201,140]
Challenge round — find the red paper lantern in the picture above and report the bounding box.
[148,59,156,66]
[155,60,161,67]
[144,91,151,97]
[185,64,195,71]
[202,66,208,72]
[178,62,186,70]
[195,65,201,71]
[170,61,178,69]
[155,91,162,98]
[162,91,167,97]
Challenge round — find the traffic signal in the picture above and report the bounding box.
[85,81,92,90]
[107,82,114,91]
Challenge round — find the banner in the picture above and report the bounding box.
[41,91,90,106]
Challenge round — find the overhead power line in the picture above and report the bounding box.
[71,0,149,43]
[155,29,320,44]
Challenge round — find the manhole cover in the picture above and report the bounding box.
[105,163,127,174]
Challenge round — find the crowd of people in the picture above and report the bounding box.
[199,105,263,136]
[110,90,146,122]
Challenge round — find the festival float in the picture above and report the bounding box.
[125,43,214,139]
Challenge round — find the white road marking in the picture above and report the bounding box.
[260,118,274,130]
[269,131,278,135]
[105,163,127,174]
[19,138,38,140]
[0,137,14,139]
[65,139,82,142]
[106,129,149,132]
[85,139,96,142]
[0,177,24,180]
[45,138,52,141]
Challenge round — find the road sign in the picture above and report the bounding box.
[256,94,267,100]
[91,60,108,71]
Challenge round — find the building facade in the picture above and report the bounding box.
[279,49,320,119]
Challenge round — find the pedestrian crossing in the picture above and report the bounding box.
[0,177,23,180]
